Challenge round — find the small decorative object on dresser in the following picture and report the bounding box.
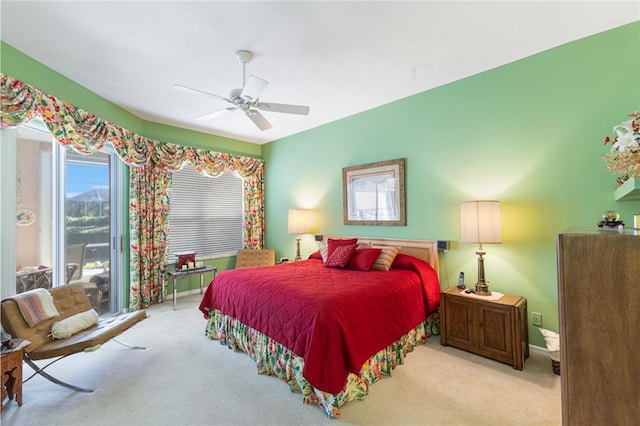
[597,210,624,228]
[440,286,529,370]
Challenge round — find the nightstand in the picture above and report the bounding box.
[440,287,529,370]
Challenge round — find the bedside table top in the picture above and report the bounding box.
[442,286,526,307]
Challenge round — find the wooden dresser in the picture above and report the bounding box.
[440,287,529,370]
[557,228,640,425]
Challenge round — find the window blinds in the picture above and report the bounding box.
[168,167,243,262]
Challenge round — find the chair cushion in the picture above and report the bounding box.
[51,309,99,339]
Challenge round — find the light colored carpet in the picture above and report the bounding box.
[1,293,561,425]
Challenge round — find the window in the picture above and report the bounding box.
[168,167,243,262]
[2,118,123,314]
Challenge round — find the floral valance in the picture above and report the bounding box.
[0,73,264,177]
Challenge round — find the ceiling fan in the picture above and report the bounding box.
[172,50,310,131]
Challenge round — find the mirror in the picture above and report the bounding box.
[342,158,405,226]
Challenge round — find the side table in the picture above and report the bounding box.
[1,348,23,411]
[440,286,529,370]
[161,265,217,310]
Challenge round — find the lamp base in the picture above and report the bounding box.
[294,238,302,262]
[474,245,491,296]
[474,283,492,296]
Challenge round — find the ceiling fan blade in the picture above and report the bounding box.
[196,106,237,121]
[172,84,233,103]
[240,75,269,102]
[245,109,272,131]
[256,102,310,115]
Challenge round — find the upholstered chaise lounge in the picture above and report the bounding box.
[1,283,146,392]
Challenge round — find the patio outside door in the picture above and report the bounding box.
[63,149,114,314]
[9,119,122,314]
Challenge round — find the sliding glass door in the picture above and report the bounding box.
[2,119,123,314]
[63,149,116,314]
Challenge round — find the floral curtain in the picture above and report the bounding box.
[129,164,172,310]
[1,73,265,309]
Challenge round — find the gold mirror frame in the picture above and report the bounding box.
[342,158,406,226]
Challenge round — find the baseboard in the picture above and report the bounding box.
[529,343,548,356]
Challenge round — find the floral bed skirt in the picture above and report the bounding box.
[204,308,440,418]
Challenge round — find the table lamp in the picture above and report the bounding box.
[288,209,311,261]
[460,200,502,296]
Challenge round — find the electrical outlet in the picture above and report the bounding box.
[437,240,449,252]
[532,312,542,326]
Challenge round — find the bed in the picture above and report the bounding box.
[198,237,441,418]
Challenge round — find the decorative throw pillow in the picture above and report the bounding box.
[371,246,400,271]
[320,244,329,262]
[347,248,382,271]
[391,253,414,270]
[325,244,356,268]
[327,238,358,259]
[308,250,323,260]
[51,309,99,339]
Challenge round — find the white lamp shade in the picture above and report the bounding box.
[288,209,311,234]
[460,201,502,244]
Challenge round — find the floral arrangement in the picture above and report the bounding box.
[603,111,640,182]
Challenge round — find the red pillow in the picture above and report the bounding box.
[347,248,382,271]
[325,244,356,268]
[391,253,415,269]
[327,238,358,258]
[308,250,322,260]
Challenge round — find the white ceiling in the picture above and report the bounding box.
[2,1,638,145]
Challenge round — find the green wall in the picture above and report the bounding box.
[263,22,640,347]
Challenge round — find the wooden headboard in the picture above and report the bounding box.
[322,236,440,277]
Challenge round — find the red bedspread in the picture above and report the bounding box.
[198,254,440,394]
